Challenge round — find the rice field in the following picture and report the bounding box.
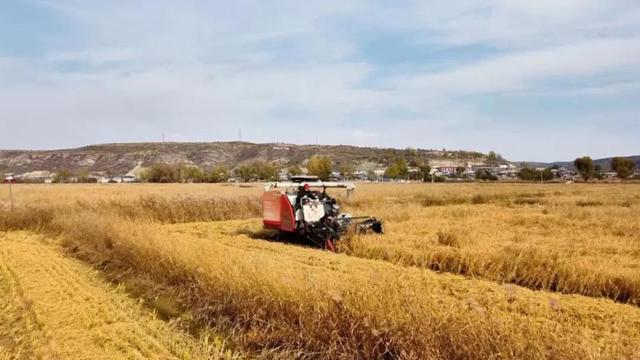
[0,231,237,360]
[1,183,639,359]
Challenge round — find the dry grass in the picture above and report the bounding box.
[344,184,640,305]
[79,195,261,223]
[44,214,640,359]
[0,231,238,360]
[0,183,262,207]
[1,182,640,359]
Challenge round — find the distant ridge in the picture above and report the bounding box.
[521,156,640,171]
[0,141,489,175]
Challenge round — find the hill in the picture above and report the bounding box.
[0,142,489,176]
[522,156,640,171]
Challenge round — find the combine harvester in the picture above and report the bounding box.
[262,176,383,251]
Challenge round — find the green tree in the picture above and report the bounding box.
[573,156,594,182]
[430,174,446,183]
[208,165,229,183]
[144,163,181,183]
[236,164,257,182]
[541,168,553,181]
[76,169,91,183]
[180,166,205,183]
[593,164,604,180]
[53,168,73,183]
[611,157,635,179]
[487,151,498,165]
[367,170,377,181]
[138,168,151,182]
[288,165,302,177]
[384,166,397,179]
[307,156,332,181]
[256,162,278,181]
[408,169,422,181]
[419,165,432,182]
[477,169,498,181]
[518,167,553,181]
[338,163,355,179]
[385,159,408,179]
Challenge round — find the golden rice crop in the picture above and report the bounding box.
[0,183,262,207]
[2,182,640,359]
[0,231,239,359]
[80,195,261,223]
[342,184,640,305]
[40,213,640,359]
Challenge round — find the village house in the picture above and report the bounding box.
[2,173,16,183]
[20,170,53,182]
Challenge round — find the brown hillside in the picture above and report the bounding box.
[0,142,488,175]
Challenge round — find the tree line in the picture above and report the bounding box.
[6,155,637,184]
[138,156,438,183]
[573,156,637,181]
[516,156,637,182]
[138,164,231,183]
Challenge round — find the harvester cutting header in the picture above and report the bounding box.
[262,176,383,251]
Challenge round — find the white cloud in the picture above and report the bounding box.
[0,0,639,160]
[412,0,640,47]
[47,48,138,65]
[394,37,640,95]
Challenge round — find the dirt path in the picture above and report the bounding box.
[0,231,235,360]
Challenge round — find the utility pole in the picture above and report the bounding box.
[239,128,242,142]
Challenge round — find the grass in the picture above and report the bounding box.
[1,182,640,358]
[80,195,261,223]
[54,215,640,358]
[343,184,640,305]
[0,231,238,360]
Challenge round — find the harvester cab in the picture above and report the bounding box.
[263,176,383,251]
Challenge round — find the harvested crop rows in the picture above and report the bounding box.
[0,232,235,360]
[1,183,639,359]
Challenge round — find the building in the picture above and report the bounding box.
[121,175,136,183]
[329,171,342,181]
[20,170,53,182]
[3,173,16,183]
[463,170,476,179]
[278,168,289,181]
[352,170,367,181]
[436,166,457,175]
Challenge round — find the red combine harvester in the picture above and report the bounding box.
[262,176,383,251]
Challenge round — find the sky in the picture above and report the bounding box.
[0,0,638,161]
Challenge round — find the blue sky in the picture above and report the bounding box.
[0,0,638,161]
